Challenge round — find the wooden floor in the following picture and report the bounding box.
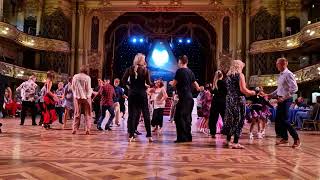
[0,117,319,180]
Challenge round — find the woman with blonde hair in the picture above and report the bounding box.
[222,60,256,149]
[122,53,153,142]
[209,70,227,138]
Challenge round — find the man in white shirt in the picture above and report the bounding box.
[269,57,300,148]
[71,66,93,135]
[16,74,38,126]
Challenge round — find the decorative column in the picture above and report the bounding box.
[280,0,287,37]
[16,8,25,31]
[236,2,243,59]
[70,4,76,75]
[0,0,3,21]
[35,53,40,69]
[77,4,85,72]
[36,4,43,35]
[245,6,250,81]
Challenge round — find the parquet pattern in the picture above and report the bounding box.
[0,117,320,179]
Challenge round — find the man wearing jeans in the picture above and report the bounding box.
[95,78,116,131]
[269,57,301,148]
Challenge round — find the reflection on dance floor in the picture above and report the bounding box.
[0,116,319,179]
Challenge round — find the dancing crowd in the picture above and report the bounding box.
[3,53,319,149]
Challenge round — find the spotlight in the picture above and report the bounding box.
[178,39,183,43]
[139,38,144,43]
[132,38,137,43]
[186,39,192,44]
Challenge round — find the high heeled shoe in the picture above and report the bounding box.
[148,137,153,143]
[129,136,135,142]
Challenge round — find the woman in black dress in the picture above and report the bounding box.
[122,53,153,142]
[209,70,227,138]
[223,60,255,149]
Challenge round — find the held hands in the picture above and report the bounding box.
[199,86,204,91]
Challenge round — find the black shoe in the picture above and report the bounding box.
[59,121,63,124]
[105,126,112,131]
[97,127,103,131]
[32,123,37,126]
[94,120,97,124]
[135,130,142,135]
[20,123,24,126]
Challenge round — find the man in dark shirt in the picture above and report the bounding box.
[170,55,201,143]
[94,80,116,131]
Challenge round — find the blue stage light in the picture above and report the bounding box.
[139,38,144,43]
[132,38,137,43]
[178,39,183,43]
[186,39,192,43]
[151,48,169,67]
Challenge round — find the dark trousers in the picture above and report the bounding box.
[21,101,37,125]
[151,108,164,128]
[174,97,194,141]
[55,107,64,124]
[127,92,151,138]
[98,105,115,129]
[209,99,226,136]
[275,98,299,140]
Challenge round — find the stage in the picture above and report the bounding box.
[0,117,319,179]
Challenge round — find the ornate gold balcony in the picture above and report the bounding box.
[0,22,70,53]
[0,61,68,83]
[249,63,320,87]
[250,22,320,54]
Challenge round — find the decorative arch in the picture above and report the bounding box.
[103,12,217,84]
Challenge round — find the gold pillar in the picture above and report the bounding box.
[280,0,286,37]
[245,7,250,81]
[216,17,223,69]
[77,4,85,72]
[36,6,42,35]
[70,6,76,75]
[0,0,3,21]
[236,2,243,59]
[35,53,40,69]
[16,9,25,31]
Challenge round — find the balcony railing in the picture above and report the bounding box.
[249,63,320,87]
[250,21,320,54]
[0,22,70,53]
[0,61,68,83]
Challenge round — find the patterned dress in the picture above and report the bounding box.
[222,73,246,137]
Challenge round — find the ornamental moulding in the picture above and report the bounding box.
[250,21,320,54]
[0,22,70,53]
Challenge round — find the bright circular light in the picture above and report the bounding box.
[178,39,183,43]
[186,39,191,43]
[132,38,137,43]
[139,38,144,43]
[152,49,169,67]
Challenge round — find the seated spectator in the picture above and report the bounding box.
[295,96,320,130]
[294,97,308,109]
[3,87,18,117]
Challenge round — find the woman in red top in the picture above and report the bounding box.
[42,71,58,129]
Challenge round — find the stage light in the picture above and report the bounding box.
[139,38,144,43]
[132,38,137,43]
[169,43,173,48]
[186,39,192,44]
[151,48,169,67]
[178,39,183,43]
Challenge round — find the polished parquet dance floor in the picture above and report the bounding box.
[0,117,320,180]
